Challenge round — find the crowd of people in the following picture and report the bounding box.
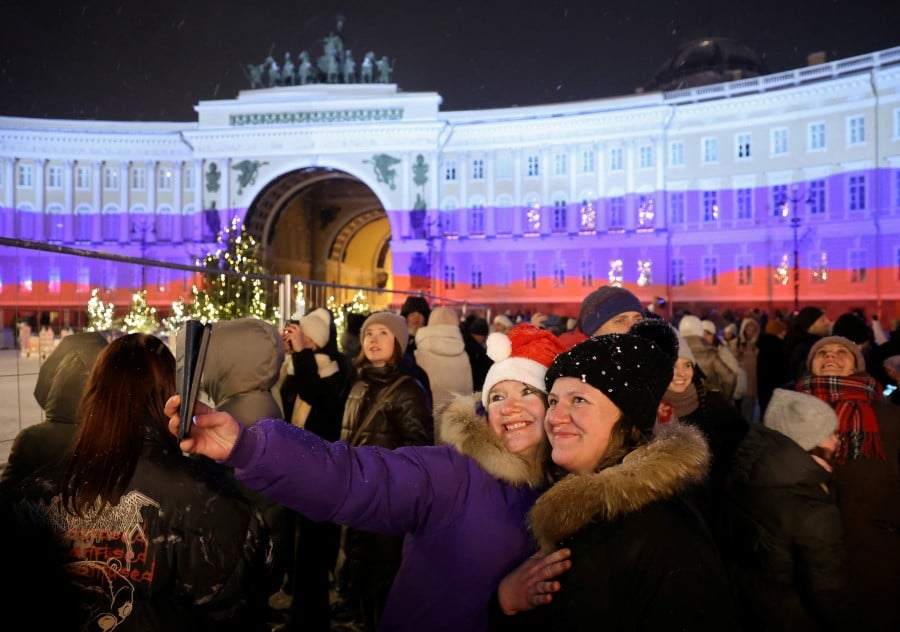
[1,287,898,631]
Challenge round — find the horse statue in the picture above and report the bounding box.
[264,56,280,87]
[317,33,342,83]
[246,62,265,89]
[297,51,315,85]
[360,52,376,83]
[343,50,356,83]
[376,56,394,83]
[282,52,296,85]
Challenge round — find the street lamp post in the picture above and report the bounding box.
[132,217,154,289]
[777,188,811,313]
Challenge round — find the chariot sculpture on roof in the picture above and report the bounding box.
[241,15,395,88]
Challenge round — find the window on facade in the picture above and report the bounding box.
[849,249,866,283]
[669,141,685,167]
[470,204,485,235]
[500,262,511,289]
[495,196,514,234]
[609,148,623,171]
[702,191,719,222]
[471,265,483,289]
[103,208,120,242]
[552,200,567,232]
[156,207,174,241]
[76,266,90,293]
[74,206,92,242]
[524,199,541,234]
[440,209,459,235]
[471,159,484,180]
[553,262,566,288]
[46,205,65,242]
[608,259,624,285]
[554,153,567,176]
[848,115,865,145]
[702,138,718,163]
[849,174,866,211]
[771,128,789,155]
[525,262,537,289]
[810,251,828,284]
[580,260,593,287]
[47,166,63,189]
[182,208,195,242]
[581,150,595,173]
[443,264,456,290]
[638,145,653,169]
[444,159,457,181]
[772,184,788,216]
[184,166,195,190]
[526,155,540,177]
[48,266,60,294]
[737,255,753,285]
[808,179,826,214]
[158,167,173,191]
[637,195,655,228]
[609,197,624,229]
[17,164,33,187]
[580,200,596,232]
[702,256,718,286]
[670,192,685,224]
[18,207,35,240]
[808,122,826,151]
[736,188,752,220]
[736,133,751,159]
[76,166,92,189]
[104,166,119,190]
[497,154,512,179]
[131,167,146,190]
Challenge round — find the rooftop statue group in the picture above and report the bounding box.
[245,19,394,89]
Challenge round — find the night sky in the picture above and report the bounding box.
[1,0,898,122]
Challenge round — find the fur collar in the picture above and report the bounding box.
[528,422,709,551]
[435,392,547,488]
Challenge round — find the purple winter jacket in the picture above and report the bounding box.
[223,392,547,631]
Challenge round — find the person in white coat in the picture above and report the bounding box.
[414,306,474,414]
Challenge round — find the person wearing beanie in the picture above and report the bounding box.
[414,306,473,414]
[499,319,738,628]
[658,323,749,545]
[578,285,644,336]
[461,314,493,391]
[275,308,353,630]
[400,295,431,352]
[679,314,739,400]
[162,323,572,632]
[722,388,854,630]
[784,306,831,381]
[796,335,900,631]
[757,315,789,417]
[334,309,433,628]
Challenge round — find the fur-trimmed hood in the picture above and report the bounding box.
[528,422,709,551]
[435,392,548,488]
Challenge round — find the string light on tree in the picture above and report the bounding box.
[123,290,160,333]
[86,288,115,332]
[637,260,652,286]
[774,254,790,285]
[608,259,624,286]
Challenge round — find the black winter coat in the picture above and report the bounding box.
[518,423,738,631]
[11,423,273,631]
[339,363,432,566]
[722,424,854,630]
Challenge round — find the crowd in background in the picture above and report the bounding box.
[1,286,898,631]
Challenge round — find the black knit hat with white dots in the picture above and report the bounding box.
[544,318,678,433]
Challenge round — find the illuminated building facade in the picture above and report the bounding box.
[1,46,899,323]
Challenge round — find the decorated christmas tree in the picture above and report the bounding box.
[122,290,160,333]
[85,288,115,332]
[189,216,280,324]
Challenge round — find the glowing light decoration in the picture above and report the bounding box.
[637,260,652,286]
[638,198,655,229]
[608,259,624,286]
[774,255,790,285]
[580,201,596,233]
[813,252,828,282]
[525,202,541,234]
[86,288,115,331]
[123,290,160,333]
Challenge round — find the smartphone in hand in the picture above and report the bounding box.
[178,320,211,441]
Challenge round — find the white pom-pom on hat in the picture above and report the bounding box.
[486,331,512,363]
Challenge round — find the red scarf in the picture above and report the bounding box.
[796,374,885,464]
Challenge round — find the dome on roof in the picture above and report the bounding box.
[645,37,766,92]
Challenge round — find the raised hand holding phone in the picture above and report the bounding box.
[178,320,211,441]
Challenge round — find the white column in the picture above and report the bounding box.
[64,160,74,241]
[34,159,46,240]
[145,160,157,243]
[119,161,130,242]
[172,161,183,242]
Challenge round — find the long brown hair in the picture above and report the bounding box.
[60,333,177,516]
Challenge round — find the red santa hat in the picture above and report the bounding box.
[481,323,566,408]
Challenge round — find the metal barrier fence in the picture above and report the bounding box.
[0,237,489,467]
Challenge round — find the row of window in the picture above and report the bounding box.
[431,174,870,235]
[6,210,214,243]
[442,114,882,182]
[10,164,197,191]
[439,251,873,291]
